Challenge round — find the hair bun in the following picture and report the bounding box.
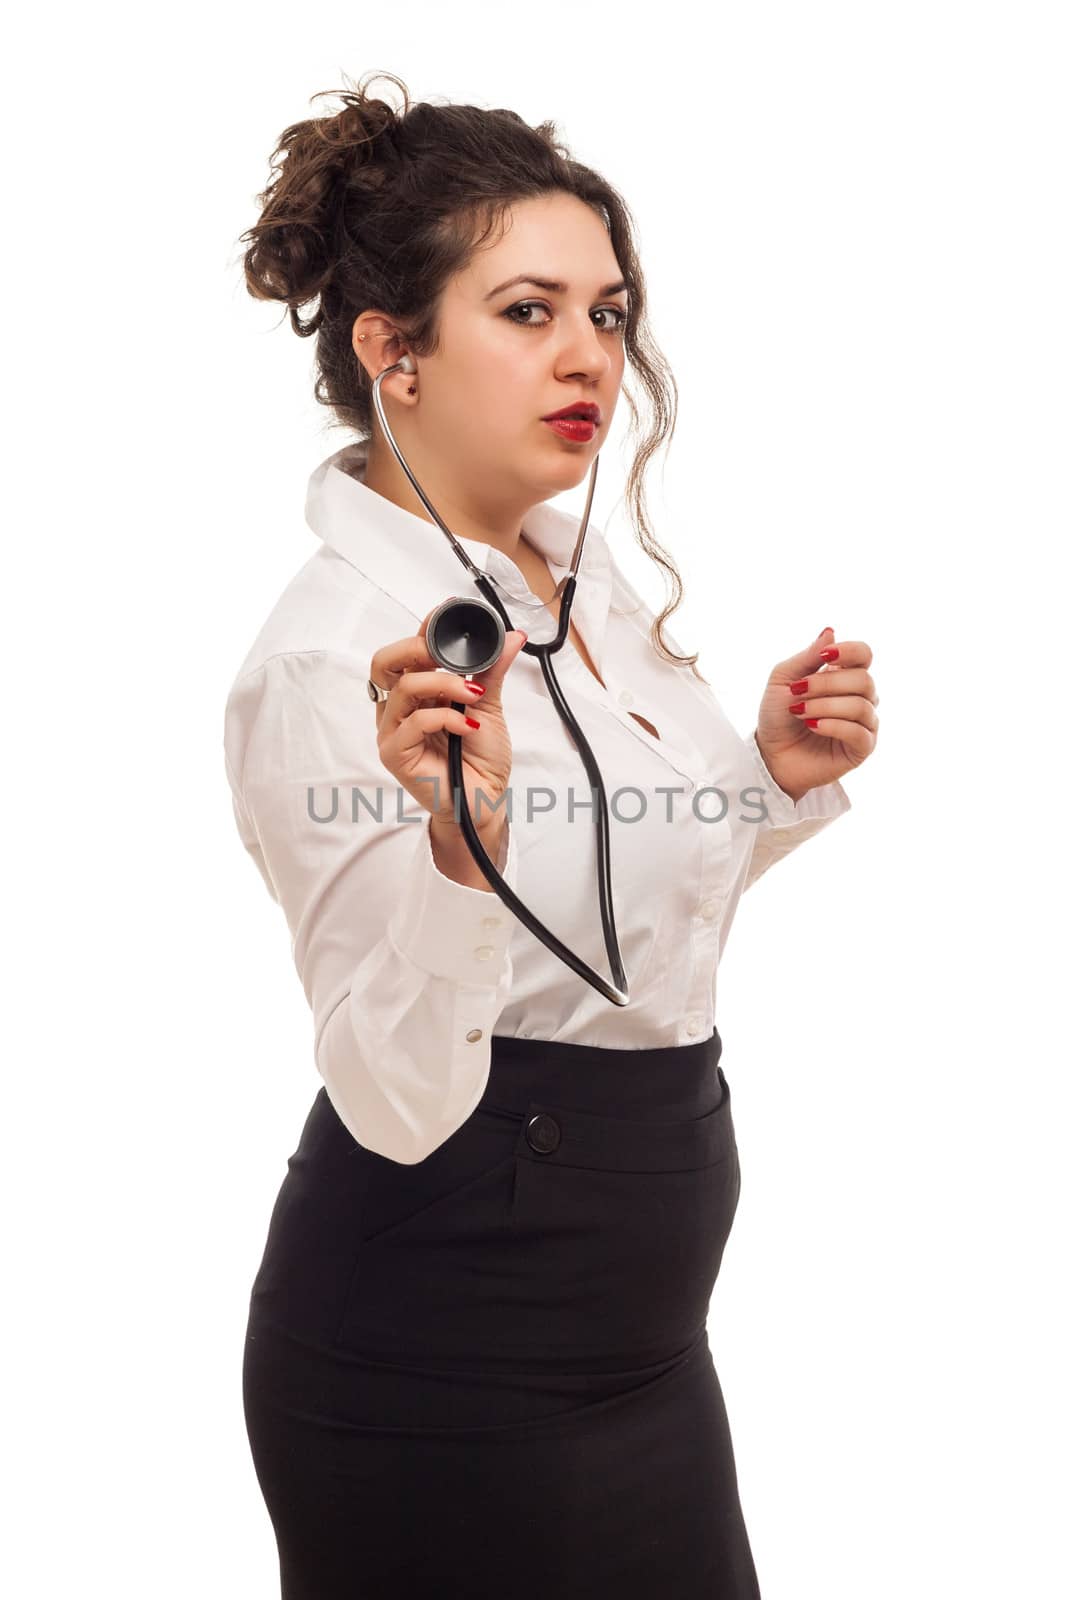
[240,73,410,322]
[332,92,400,150]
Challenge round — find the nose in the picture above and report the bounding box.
[554,310,615,382]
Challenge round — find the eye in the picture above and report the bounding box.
[592,305,629,333]
[591,305,629,333]
[503,300,629,334]
[503,301,551,328]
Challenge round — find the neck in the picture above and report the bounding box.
[361,434,534,568]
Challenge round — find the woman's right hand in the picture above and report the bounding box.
[370,607,528,834]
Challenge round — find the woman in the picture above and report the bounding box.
[224,71,878,1599]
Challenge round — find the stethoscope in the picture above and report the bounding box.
[371,354,630,1007]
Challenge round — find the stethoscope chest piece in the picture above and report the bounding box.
[426,597,505,677]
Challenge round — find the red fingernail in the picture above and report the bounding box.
[805,717,820,728]
[789,679,809,695]
[818,647,839,662]
[469,682,486,695]
[465,716,480,729]
[788,702,806,714]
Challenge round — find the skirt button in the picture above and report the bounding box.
[525,1113,561,1154]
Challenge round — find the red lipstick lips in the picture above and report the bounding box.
[541,403,601,423]
[542,401,600,442]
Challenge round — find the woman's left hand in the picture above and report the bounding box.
[753,626,879,802]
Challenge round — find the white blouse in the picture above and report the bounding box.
[223,440,851,1164]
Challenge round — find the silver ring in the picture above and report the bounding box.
[366,677,390,705]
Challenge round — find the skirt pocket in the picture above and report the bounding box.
[332,1103,524,1352]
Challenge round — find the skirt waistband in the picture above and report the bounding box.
[481,1026,725,1124]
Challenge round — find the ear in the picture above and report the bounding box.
[351,313,411,379]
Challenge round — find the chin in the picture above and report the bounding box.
[535,441,598,488]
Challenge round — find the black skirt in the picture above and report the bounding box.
[242,1027,761,1598]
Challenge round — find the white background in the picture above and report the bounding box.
[6,2,1064,1594]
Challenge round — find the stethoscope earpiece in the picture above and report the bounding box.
[426,597,504,677]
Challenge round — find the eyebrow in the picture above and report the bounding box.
[484,274,629,301]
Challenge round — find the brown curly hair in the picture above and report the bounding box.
[239,69,705,679]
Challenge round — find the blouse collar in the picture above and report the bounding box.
[304,438,616,664]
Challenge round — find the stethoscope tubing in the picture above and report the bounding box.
[371,359,630,1007]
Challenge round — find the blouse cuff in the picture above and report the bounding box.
[387,814,519,987]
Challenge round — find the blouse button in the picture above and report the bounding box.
[618,689,634,707]
[474,945,495,961]
[699,900,716,920]
[482,915,502,929]
[466,1028,483,1043]
[686,1017,701,1037]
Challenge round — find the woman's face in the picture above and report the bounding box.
[376,191,628,518]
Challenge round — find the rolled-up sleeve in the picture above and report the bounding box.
[223,649,520,1164]
[741,729,852,892]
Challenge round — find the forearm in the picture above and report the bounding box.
[429,814,508,892]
